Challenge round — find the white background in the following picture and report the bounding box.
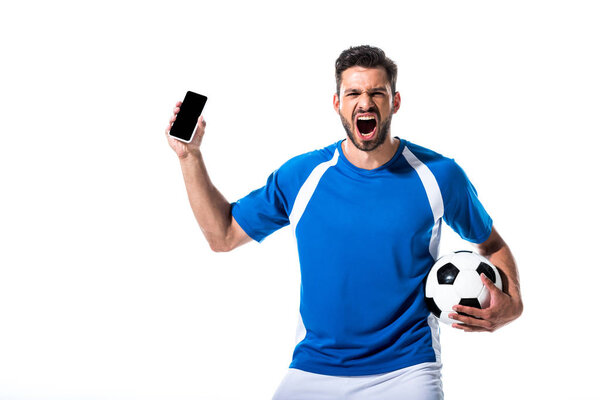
[1,1,599,399]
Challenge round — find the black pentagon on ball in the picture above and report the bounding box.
[459,298,482,309]
[437,263,460,285]
[425,297,441,318]
[458,298,484,319]
[476,262,496,284]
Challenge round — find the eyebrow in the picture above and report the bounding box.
[344,87,388,94]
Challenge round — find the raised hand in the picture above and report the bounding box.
[165,100,207,159]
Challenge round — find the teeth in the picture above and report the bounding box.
[357,115,375,121]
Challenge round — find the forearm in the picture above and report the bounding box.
[178,150,233,251]
[481,236,523,315]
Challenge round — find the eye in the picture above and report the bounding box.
[372,91,385,96]
[346,93,359,97]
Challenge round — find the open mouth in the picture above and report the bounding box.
[356,114,377,138]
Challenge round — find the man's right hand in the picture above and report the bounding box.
[165,100,206,159]
[165,100,252,252]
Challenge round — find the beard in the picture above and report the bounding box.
[340,112,392,152]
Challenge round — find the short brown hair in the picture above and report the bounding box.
[335,45,398,96]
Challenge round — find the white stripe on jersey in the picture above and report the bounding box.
[289,148,339,345]
[401,146,444,260]
[289,148,340,232]
[401,146,444,363]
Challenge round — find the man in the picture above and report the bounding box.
[165,45,523,400]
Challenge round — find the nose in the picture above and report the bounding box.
[357,92,375,111]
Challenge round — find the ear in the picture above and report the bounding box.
[392,92,401,114]
[333,93,340,115]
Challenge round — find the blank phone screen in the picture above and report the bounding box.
[169,91,208,142]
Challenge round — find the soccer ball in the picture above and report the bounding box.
[424,250,502,325]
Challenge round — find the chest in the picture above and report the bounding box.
[295,168,436,242]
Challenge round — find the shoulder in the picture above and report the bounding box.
[403,140,459,172]
[277,141,339,178]
[403,140,468,187]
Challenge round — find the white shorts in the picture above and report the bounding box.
[271,362,443,400]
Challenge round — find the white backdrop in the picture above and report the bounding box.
[1,1,599,399]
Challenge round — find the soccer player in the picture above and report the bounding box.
[165,45,523,400]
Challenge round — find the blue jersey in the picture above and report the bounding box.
[231,138,493,376]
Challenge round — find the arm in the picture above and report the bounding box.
[450,226,524,332]
[165,102,252,252]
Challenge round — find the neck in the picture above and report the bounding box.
[342,135,400,170]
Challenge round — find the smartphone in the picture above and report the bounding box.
[168,91,208,143]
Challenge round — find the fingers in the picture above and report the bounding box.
[452,323,490,333]
[170,101,183,125]
[174,101,182,113]
[481,273,501,293]
[450,303,497,332]
[165,101,183,136]
[450,310,488,325]
[165,116,176,136]
[449,304,492,332]
[451,304,485,320]
[449,274,515,333]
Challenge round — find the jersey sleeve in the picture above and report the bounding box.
[440,160,493,244]
[231,167,290,243]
